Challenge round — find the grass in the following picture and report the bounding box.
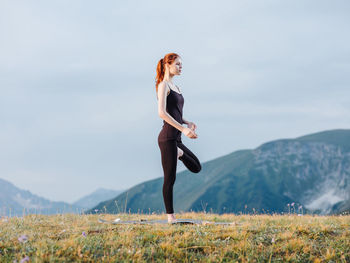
[0,212,349,262]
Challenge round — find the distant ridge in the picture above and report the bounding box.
[72,188,124,209]
[0,178,84,217]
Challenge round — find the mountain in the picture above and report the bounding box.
[72,188,124,209]
[331,199,350,214]
[0,178,84,217]
[86,129,350,215]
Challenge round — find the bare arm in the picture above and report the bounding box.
[157,82,184,133]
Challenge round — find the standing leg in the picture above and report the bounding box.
[158,139,178,215]
[177,141,202,173]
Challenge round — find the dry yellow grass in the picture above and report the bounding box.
[0,212,349,262]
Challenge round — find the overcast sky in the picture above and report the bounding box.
[1,0,349,203]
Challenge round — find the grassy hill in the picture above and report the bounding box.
[1,212,349,262]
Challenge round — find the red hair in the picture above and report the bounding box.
[155,52,180,95]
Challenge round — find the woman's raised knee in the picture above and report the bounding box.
[192,163,201,173]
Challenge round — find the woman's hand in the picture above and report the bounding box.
[186,121,197,131]
[182,127,198,139]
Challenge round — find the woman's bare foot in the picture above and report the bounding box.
[167,213,177,223]
[177,147,184,159]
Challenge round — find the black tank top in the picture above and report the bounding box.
[158,83,184,141]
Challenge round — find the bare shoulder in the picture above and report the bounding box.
[157,81,170,101]
[158,81,170,96]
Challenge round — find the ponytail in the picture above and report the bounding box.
[155,53,180,97]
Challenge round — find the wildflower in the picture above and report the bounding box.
[287,204,290,206]
[291,202,295,206]
[18,234,28,243]
[114,218,121,222]
[298,214,303,216]
[20,256,29,263]
[82,231,87,237]
[271,237,275,243]
[94,209,99,212]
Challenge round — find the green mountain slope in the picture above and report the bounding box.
[86,129,350,215]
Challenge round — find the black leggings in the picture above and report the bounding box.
[158,138,201,214]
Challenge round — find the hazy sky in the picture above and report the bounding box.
[1,0,349,203]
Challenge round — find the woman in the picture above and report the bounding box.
[155,52,202,223]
